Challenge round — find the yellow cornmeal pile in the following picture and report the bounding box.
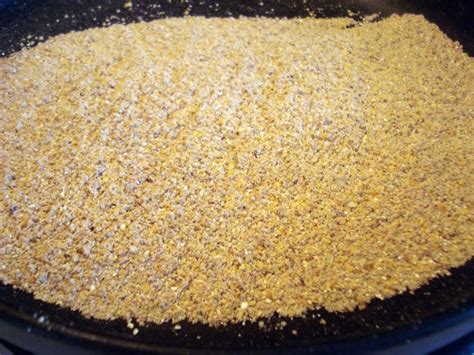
[1,15,473,326]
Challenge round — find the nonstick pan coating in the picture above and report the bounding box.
[0,0,473,352]
[1,260,473,352]
[1,0,473,56]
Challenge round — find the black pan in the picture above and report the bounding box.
[1,1,473,353]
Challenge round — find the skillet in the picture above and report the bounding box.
[0,0,473,353]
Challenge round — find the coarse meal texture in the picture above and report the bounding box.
[1,15,473,326]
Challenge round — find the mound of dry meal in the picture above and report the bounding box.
[0,14,473,326]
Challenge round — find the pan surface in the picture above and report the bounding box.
[1,0,473,352]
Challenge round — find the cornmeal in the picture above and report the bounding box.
[1,15,473,325]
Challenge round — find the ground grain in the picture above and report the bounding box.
[0,15,473,325]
